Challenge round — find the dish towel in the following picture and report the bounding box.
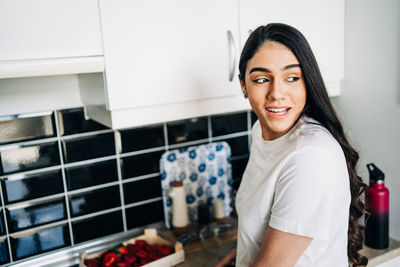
[160,141,233,229]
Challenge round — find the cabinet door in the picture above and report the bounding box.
[239,0,344,87]
[99,0,241,111]
[0,0,103,61]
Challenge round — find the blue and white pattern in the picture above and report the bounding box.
[160,141,233,228]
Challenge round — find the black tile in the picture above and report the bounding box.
[120,125,164,153]
[0,239,10,264]
[2,170,64,204]
[7,199,66,233]
[121,151,164,179]
[72,210,123,244]
[167,117,208,145]
[251,111,258,126]
[211,112,247,137]
[232,156,249,180]
[0,211,5,235]
[62,133,115,163]
[126,200,164,230]
[123,177,162,204]
[69,186,121,217]
[0,142,60,175]
[0,113,55,144]
[223,136,249,157]
[65,160,118,191]
[58,108,108,136]
[11,224,70,260]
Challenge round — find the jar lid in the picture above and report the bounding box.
[171,180,183,187]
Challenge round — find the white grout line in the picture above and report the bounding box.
[9,220,68,239]
[168,138,210,150]
[212,131,251,141]
[60,129,114,141]
[67,181,120,196]
[124,197,162,210]
[207,115,213,143]
[162,123,169,151]
[0,137,59,151]
[0,166,62,181]
[62,155,117,168]
[70,206,122,222]
[118,146,165,159]
[0,180,14,263]
[122,173,160,184]
[54,112,75,246]
[5,194,65,210]
[114,131,127,232]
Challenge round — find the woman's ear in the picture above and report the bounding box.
[239,78,248,98]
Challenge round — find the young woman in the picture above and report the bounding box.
[218,23,368,267]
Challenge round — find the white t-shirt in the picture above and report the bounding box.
[235,116,351,267]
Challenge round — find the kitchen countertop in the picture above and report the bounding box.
[362,239,400,266]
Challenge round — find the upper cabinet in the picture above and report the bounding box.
[0,0,104,78]
[239,0,345,96]
[79,0,249,128]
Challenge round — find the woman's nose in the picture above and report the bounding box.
[267,79,286,100]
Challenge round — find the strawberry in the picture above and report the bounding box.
[135,239,148,247]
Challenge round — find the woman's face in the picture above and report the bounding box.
[240,41,307,141]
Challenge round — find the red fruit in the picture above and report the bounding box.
[136,250,148,258]
[149,251,163,260]
[144,245,157,252]
[118,246,128,255]
[127,244,141,254]
[157,244,172,255]
[103,252,119,267]
[135,239,148,247]
[116,262,130,267]
[84,257,100,267]
[140,258,153,265]
[124,254,138,264]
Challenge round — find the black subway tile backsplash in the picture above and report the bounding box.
[0,211,5,235]
[211,112,247,137]
[0,142,60,175]
[0,239,10,264]
[72,211,123,244]
[123,177,162,204]
[121,151,164,179]
[62,133,115,163]
[120,125,164,153]
[126,200,164,230]
[58,108,107,136]
[0,113,55,144]
[7,199,66,233]
[0,107,252,264]
[167,117,208,145]
[251,111,258,126]
[2,170,63,204]
[11,224,70,260]
[69,186,121,218]
[65,160,118,191]
[223,136,249,157]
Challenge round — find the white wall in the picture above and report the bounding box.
[332,0,400,240]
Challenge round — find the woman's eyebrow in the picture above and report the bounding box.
[249,64,301,74]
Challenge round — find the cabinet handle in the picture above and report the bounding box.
[227,30,236,82]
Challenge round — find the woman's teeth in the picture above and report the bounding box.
[266,108,289,115]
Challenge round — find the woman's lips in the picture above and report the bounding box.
[265,106,291,119]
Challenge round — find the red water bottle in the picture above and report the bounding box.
[365,163,389,249]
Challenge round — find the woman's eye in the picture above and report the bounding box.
[287,76,300,82]
[253,78,269,84]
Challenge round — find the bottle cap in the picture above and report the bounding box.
[366,163,385,183]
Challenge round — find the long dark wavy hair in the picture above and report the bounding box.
[238,23,368,266]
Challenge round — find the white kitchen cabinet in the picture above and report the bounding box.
[79,0,250,128]
[0,0,104,78]
[239,0,345,96]
[0,0,103,61]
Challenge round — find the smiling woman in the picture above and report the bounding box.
[216,23,368,267]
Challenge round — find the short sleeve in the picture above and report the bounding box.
[269,146,347,240]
